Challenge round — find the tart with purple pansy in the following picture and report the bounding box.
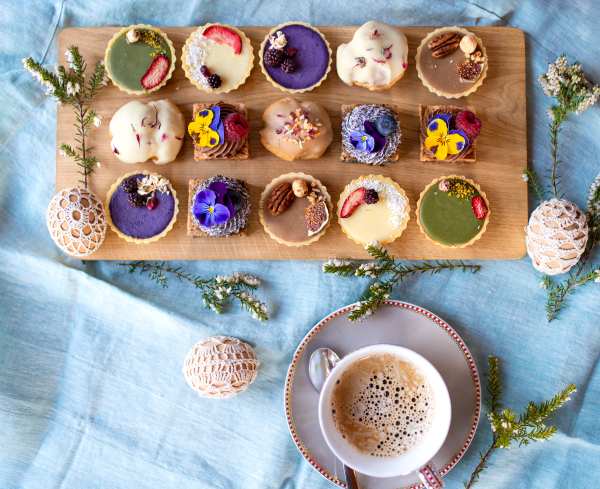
[187,175,250,238]
[416,27,488,99]
[420,104,482,162]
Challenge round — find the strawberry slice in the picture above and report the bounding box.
[471,196,488,220]
[203,25,242,55]
[340,187,367,218]
[140,54,169,90]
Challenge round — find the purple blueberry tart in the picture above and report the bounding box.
[105,171,178,243]
[259,22,332,93]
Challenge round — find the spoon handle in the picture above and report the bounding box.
[343,464,360,489]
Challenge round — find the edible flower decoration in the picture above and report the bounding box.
[425,114,469,161]
[349,120,386,153]
[193,182,235,228]
[268,31,287,50]
[188,106,224,148]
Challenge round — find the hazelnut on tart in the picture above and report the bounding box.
[109,100,185,165]
[416,175,490,248]
[259,22,332,93]
[260,98,333,161]
[336,20,409,91]
[104,25,176,95]
[105,171,178,244]
[182,23,254,94]
[415,27,488,99]
[259,172,332,246]
[338,175,410,247]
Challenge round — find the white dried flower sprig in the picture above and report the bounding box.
[322,242,481,323]
[533,55,600,200]
[117,262,269,321]
[137,175,170,197]
[464,356,575,488]
[22,45,107,187]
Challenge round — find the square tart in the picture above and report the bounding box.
[420,104,477,163]
[341,104,401,164]
[187,179,248,238]
[192,103,250,161]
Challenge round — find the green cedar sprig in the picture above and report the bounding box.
[117,261,269,322]
[539,172,600,321]
[22,45,108,187]
[464,356,575,488]
[322,242,481,322]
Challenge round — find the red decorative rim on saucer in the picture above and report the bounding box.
[284,300,481,489]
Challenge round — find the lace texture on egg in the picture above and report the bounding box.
[525,198,588,275]
[182,335,260,399]
[46,187,107,258]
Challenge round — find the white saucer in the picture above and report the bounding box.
[284,301,481,489]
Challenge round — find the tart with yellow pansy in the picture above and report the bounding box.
[419,104,481,163]
[188,102,250,160]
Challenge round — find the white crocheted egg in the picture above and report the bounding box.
[525,198,588,275]
[46,187,107,258]
[183,335,259,399]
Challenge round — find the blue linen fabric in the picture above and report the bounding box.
[1,1,600,488]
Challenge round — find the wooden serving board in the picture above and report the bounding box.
[57,26,527,261]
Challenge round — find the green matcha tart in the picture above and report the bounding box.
[104,24,176,95]
[416,175,490,248]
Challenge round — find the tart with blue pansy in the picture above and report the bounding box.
[187,176,250,238]
[419,104,481,162]
[341,104,402,165]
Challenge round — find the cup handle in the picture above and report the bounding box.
[418,461,445,489]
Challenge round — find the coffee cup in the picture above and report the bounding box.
[318,344,451,486]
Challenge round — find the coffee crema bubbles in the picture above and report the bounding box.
[330,353,435,458]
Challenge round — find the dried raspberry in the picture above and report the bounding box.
[200,65,211,78]
[264,48,283,68]
[119,177,137,193]
[363,189,379,205]
[471,196,488,220]
[147,196,158,210]
[223,112,250,141]
[284,47,297,57]
[127,193,146,208]
[281,58,296,73]
[455,110,482,141]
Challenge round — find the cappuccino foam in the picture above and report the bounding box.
[331,353,435,458]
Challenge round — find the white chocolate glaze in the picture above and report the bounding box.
[337,21,408,88]
[260,98,332,161]
[109,100,185,165]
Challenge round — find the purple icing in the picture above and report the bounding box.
[109,174,175,239]
[263,24,329,90]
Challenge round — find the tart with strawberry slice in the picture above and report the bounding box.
[182,23,254,94]
[105,24,176,95]
[338,175,410,246]
[416,175,490,248]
